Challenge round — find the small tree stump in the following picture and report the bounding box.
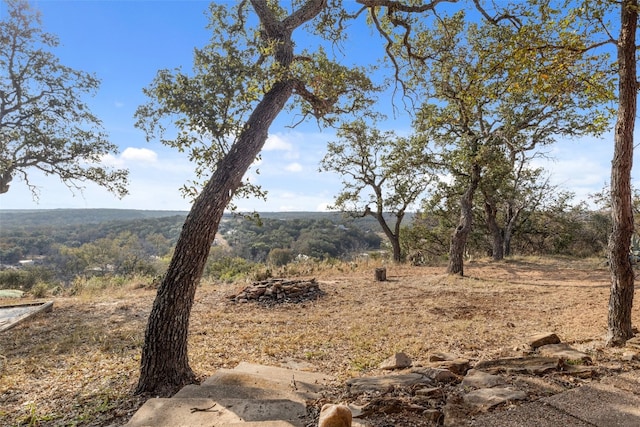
[375,267,387,281]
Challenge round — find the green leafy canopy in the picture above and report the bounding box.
[134,0,377,203]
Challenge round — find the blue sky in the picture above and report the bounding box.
[0,0,626,212]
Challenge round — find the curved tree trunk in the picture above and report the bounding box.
[369,210,404,263]
[448,163,481,276]
[134,0,332,396]
[607,0,637,347]
[135,80,294,395]
[134,0,331,395]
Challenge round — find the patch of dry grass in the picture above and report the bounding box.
[0,257,635,426]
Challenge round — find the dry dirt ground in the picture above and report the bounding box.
[0,256,638,426]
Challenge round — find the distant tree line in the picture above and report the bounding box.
[219,216,382,262]
[0,212,385,290]
[0,203,617,292]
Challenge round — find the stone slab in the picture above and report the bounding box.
[543,382,640,427]
[203,369,323,397]
[474,357,561,375]
[230,361,334,390]
[173,382,314,403]
[463,387,527,409]
[125,397,308,427]
[347,373,432,393]
[461,369,505,388]
[126,398,242,426]
[537,343,592,363]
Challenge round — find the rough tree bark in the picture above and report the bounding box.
[448,163,481,276]
[503,203,519,257]
[135,0,326,395]
[607,0,637,347]
[483,195,504,261]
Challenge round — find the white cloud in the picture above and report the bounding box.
[121,147,158,163]
[285,162,303,172]
[264,134,293,151]
[114,101,125,108]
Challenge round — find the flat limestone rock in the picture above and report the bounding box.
[126,398,243,426]
[463,387,527,409]
[461,369,505,389]
[537,343,592,363]
[173,383,312,403]
[474,357,562,376]
[379,352,412,370]
[433,358,470,376]
[232,361,334,385]
[429,352,460,362]
[128,362,332,427]
[528,332,561,349]
[347,373,432,393]
[412,367,459,383]
[204,362,333,395]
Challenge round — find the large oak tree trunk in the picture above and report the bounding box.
[607,0,637,347]
[134,0,330,396]
[134,0,330,395]
[448,163,481,276]
[503,204,518,257]
[135,80,294,395]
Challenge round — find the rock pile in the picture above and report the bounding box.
[228,278,324,305]
[313,332,618,426]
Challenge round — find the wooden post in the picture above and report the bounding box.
[375,267,387,281]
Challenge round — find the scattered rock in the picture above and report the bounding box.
[528,332,561,349]
[228,278,324,305]
[462,369,505,389]
[415,386,443,397]
[463,387,527,409]
[537,343,592,364]
[412,367,460,383]
[559,363,599,379]
[361,397,414,415]
[319,403,352,427]
[430,352,460,362]
[379,352,412,370]
[622,351,640,361]
[434,358,470,376]
[423,409,443,423]
[474,357,563,376]
[347,373,432,393]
